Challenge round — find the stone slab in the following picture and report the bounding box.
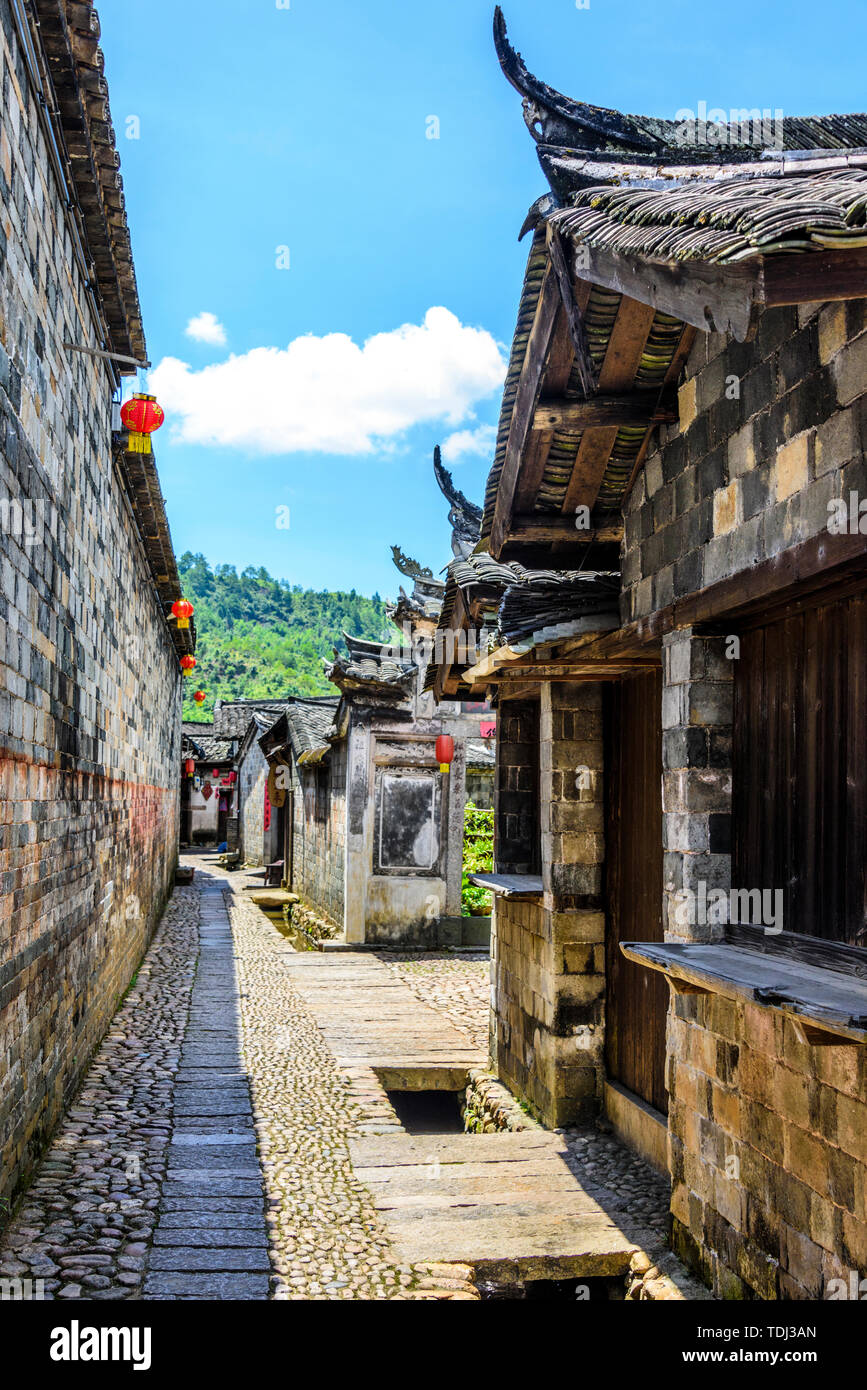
[147,1247,271,1272]
[142,1273,270,1300]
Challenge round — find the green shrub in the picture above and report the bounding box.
[462,801,494,916]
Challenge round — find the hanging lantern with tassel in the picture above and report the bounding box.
[435,733,454,775]
[184,757,195,778]
[120,393,165,454]
[172,599,194,629]
[180,655,196,676]
[193,690,206,704]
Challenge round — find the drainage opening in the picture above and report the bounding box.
[385,1090,465,1134]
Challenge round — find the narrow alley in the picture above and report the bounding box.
[0,859,687,1301]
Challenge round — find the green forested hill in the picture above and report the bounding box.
[177,553,393,722]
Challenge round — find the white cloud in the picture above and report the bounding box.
[150,307,505,456]
[185,311,227,346]
[441,423,497,464]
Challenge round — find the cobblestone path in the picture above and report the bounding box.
[0,860,682,1300]
[0,865,480,1300]
[0,883,200,1299]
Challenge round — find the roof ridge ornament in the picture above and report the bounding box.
[433,445,483,560]
[493,7,659,153]
[433,446,483,524]
[391,545,434,580]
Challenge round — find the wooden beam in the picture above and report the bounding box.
[490,262,563,559]
[547,226,597,396]
[762,247,867,307]
[562,292,671,519]
[622,323,697,505]
[533,392,676,431]
[509,515,622,544]
[569,241,761,341]
[495,668,648,683]
[500,659,660,675]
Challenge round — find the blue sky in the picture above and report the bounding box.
[99,0,867,601]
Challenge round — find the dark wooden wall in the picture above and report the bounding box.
[605,669,669,1114]
[732,588,867,947]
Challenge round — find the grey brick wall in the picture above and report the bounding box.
[0,10,180,1212]
[624,301,867,621]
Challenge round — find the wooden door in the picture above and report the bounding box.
[605,669,668,1114]
[733,588,867,946]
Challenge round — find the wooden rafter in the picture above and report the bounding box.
[490,259,563,558]
[547,225,597,395]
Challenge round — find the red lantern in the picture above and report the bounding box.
[180,655,196,675]
[172,599,194,630]
[193,690,206,704]
[212,768,219,779]
[435,733,454,774]
[120,393,164,454]
[184,757,195,778]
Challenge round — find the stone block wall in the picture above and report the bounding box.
[624,300,867,622]
[291,745,346,928]
[0,7,180,1212]
[490,683,606,1126]
[239,741,269,866]
[669,992,867,1299]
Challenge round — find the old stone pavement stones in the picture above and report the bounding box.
[0,887,200,1300]
[143,885,270,1300]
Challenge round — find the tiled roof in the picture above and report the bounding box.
[213,699,300,740]
[35,1,146,361]
[425,555,614,691]
[498,572,620,646]
[191,735,235,762]
[284,698,339,759]
[467,738,496,769]
[551,169,867,266]
[327,633,415,698]
[479,225,549,546]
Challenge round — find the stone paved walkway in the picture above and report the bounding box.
[0,858,692,1300]
[143,878,269,1300]
[380,952,490,1054]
